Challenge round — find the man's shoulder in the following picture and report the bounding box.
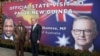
[14,25,19,28]
[37,24,41,26]
[69,44,74,48]
[1,34,5,39]
[37,24,42,28]
[94,46,100,52]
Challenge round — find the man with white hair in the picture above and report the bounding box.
[71,16,98,52]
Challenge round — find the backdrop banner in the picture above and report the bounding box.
[2,0,100,51]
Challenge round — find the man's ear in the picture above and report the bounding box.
[94,31,98,39]
[71,30,74,37]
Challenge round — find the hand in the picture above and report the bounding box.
[37,40,40,43]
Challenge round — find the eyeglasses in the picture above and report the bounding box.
[72,29,94,35]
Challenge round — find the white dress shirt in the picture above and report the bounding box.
[33,23,37,30]
[19,26,23,31]
[75,44,94,52]
[4,35,14,41]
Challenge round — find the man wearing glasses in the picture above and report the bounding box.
[71,16,98,52]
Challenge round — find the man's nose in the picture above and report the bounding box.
[7,27,11,30]
[80,31,85,37]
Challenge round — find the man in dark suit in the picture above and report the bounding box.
[30,18,42,56]
[13,20,27,56]
[71,16,98,52]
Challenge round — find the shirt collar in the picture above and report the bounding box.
[75,44,94,52]
[34,23,37,26]
[4,35,13,41]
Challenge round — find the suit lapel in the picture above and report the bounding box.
[33,24,37,31]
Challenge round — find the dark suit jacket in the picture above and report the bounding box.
[14,25,27,43]
[30,24,42,42]
[1,33,14,40]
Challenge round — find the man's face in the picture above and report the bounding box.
[3,19,14,37]
[72,19,97,46]
[18,21,22,26]
[31,18,36,24]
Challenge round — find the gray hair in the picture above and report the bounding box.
[73,16,97,31]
